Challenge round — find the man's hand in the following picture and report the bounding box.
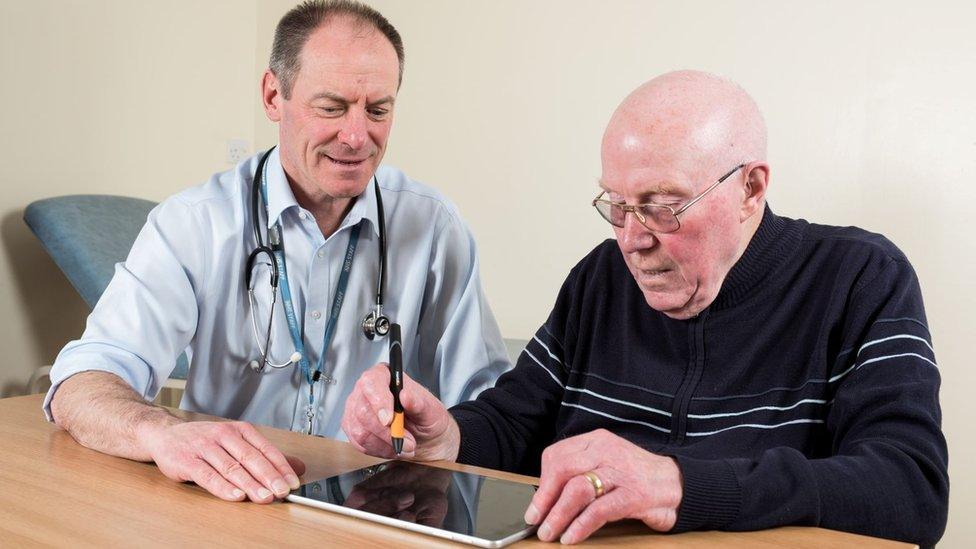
[341,363,460,462]
[524,429,683,544]
[137,419,305,503]
[50,371,304,504]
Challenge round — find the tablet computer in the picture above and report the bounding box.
[287,460,538,548]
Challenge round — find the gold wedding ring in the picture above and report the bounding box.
[582,471,605,498]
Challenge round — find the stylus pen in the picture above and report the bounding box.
[389,323,405,455]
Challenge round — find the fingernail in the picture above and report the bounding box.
[232,489,245,499]
[524,504,540,524]
[286,474,300,490]
[257,487,272,500]
[272,479,289,496]
[560,530,575,545]
[378,409,392,424]
[538,523,552,541]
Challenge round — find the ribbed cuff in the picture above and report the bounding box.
[671,456,742,533]
[449,407,499,469]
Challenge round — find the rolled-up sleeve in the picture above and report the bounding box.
[43,197,208,420]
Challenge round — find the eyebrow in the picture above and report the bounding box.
[310,91,395,107]
[597,178,683,197]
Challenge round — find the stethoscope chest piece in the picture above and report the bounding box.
[362,309,391,340]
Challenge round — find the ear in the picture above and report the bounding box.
[261,69,283,123]
[740,162,769,222]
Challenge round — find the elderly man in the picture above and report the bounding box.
[45,0,509,506]
[341,71,948,545]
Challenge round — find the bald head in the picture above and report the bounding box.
[603,70,766,185]
[599,71,771,319]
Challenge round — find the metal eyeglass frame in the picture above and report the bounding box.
[592,163,747,233]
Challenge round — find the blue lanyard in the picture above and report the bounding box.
[259,178,361,389]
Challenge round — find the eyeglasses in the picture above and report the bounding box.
[592,164,746,233]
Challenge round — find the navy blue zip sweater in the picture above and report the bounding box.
[450,206,948,546]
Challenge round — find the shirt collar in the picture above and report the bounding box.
[344,171,382,238]
[263,147,297,229]
[262,146,382,238]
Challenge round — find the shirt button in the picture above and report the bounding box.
[311,310,321,320]
[300,211,310,220]
[317,249,325,259]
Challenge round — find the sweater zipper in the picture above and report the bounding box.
[668,309,708,445]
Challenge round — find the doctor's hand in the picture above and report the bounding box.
[525,429,683,544]
[136,419,305,504]
[341,363,460,462]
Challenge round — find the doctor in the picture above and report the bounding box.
[43,0,509,505]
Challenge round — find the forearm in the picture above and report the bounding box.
[451,387,558,475]
[449,328,568,474]
[672,376,947,546]
[450,405,508,470]
[49,371,181,462]
[674,439,947,546]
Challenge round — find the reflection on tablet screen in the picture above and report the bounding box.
[294,461,537,541]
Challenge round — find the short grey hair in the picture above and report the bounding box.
[270,0,405,99]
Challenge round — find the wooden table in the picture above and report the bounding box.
[0,394,914,548]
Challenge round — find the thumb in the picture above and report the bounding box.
[400,375,448,430]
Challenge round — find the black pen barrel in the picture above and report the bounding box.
[389,323,404,454]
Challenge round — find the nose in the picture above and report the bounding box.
[617,211,657,253]
[337,109,368,150]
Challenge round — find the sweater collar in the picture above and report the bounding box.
[709,204,803,310]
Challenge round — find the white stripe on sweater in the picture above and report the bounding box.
[523,348,564,388]
[687,418,825,437]
[561,402,670,433]
[856,352,938,371]
[532,335,566,368]
[830,335,936,383]
[563,401,823,437]
[565,386,671,417]
[567,385,824,420]
[689,399,827,419]
[858,334,934,355]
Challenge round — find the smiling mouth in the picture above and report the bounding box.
[323,153,367,167]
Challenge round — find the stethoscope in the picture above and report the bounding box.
[244,147,392,375]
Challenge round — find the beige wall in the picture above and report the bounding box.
[2,0,973,545]
[0,0,258,394]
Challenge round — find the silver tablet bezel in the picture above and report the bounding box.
[286,490,537,548]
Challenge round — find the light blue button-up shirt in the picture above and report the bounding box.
[43,148,511,438]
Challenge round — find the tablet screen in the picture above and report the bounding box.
[290,461,537,545]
